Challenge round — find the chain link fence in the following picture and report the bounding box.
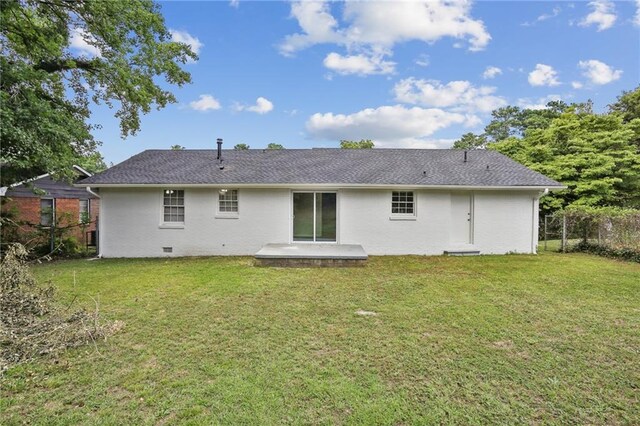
[541,211,640,252]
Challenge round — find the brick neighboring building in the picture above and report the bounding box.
[1,166,99,247]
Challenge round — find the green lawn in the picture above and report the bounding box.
[2,253,639,425]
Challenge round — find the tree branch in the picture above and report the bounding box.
[34,58,101,73]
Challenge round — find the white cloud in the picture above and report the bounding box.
[482,66,502,79]
[280,0,490,76]
[393,78,507,113]
[578,59,622,85]
[170,29,203,62]
[236,97,274,114]
[189,94,221,112]
[230,0,239,8]
[281,0,491,55]
[521,6,561,26]
[415,54,430,67]
[517,94,562,110]
[579,0,617,31]
[279,1,342,56]
[69,28,101,57]
[528,64,561,87]
[340,0,491,52]
[306,105,475,143]
[635,0,640,26]
[571,81,584,89]
[375,138,458,149]
[323,52,395,75]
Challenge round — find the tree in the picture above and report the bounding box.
[76,152,107,174]
[340,139,374,149]
[0,0,195,187]
[171,145,186,150]
[491,110,640,212]
[483,106,523,142]
[452,133,488,150]
[266,143,284,150]
[483,102,573,143]
[609,86,640,123]
[234,143,250,150]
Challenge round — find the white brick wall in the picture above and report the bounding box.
[99,187,541,257]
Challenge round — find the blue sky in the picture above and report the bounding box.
[78,1,640,164]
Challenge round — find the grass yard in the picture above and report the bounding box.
[2,252,639,425]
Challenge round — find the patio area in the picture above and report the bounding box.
[255,243,368,267]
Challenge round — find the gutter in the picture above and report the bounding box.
[75,182,567,191]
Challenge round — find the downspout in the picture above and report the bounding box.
[86,187,102,257]
[532,189,548,254]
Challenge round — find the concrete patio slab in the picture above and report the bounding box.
[255,243,368,260]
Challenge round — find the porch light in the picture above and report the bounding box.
[165,190,174,194]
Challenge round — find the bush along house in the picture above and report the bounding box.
[1,165,100,254]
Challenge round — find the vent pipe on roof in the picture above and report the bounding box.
[217,138,223,160]
[463,150,468,163]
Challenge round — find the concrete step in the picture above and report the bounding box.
[255,243,368,267]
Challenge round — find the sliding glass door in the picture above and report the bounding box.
[293,192,337,242]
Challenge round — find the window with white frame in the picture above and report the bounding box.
[79,199,90,222]
[40,198,54,226]
[163,189,184,222]
[218,189,238,213]
[391,191,415,215]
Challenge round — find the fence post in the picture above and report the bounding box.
[561,215,567,253]
[544,215,548,251]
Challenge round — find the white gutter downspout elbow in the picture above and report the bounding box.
[86,186,100,199]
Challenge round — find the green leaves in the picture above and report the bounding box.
[340,139,374,149]
[453,89,640,213]
[452,133,487,150]
[491,105,640,212]
[1,0,194,186]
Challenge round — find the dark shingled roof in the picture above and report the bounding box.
[78,149,563,187]
[6,175,98,199]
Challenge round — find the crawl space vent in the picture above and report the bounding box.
[162,247,173,253]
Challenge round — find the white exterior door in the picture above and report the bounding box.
[450,193,473,245]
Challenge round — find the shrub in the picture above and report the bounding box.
[59,237,81,256]
[568,241,640,263]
